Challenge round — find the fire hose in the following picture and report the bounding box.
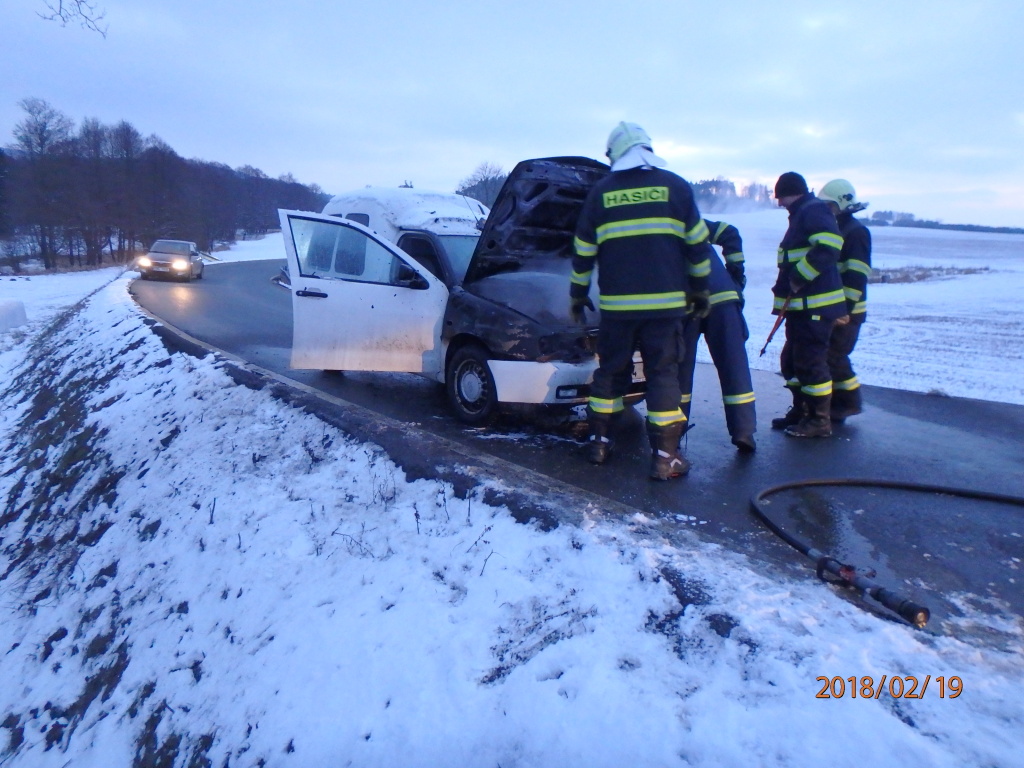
[749,478,1024,628]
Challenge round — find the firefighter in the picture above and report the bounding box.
[678,218,757,452]
[571,122,712,480]
[769,172,847,438]
[817,179,871,421]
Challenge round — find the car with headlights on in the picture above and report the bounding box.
[136,239,205,282]
[278,156,644,424]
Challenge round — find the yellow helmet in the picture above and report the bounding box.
[606,122,653,164]
[818,179,867,213]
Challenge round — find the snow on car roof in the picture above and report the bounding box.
[322,187,489,237]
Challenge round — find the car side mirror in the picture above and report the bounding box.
[396,263,429,290]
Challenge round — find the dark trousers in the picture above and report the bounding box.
[679,302,756,439]
[827,319,863,390]
[780,313,835,398]
[590,316,685,425]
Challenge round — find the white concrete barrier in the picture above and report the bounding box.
[0,300,28,332]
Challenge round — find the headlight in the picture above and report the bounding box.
[137,256,152,268]
[171,259,189,270]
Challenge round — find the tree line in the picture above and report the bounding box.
[0,98,330,272]
[456,163,775,213]
[864,209,1024,235]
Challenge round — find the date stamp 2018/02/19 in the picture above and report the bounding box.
[816,676,963,699]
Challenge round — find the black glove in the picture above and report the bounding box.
[726,264,746,291]
[688,290,711,319]
[570,295,595,323]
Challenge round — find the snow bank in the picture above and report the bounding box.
[0,300,27,332]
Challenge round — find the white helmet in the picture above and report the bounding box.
[606,122,653,165]
[818,179,867,213]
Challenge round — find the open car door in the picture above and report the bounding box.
[278,210,449,374]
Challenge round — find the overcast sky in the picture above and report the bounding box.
[3,0,1023,227]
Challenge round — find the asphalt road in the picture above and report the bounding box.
[130,259,1024,641]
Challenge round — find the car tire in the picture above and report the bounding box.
[196,265,204,280]
[446,344,498,425]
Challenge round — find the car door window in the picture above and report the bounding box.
[289,217,408,286]
[397,234,445,281]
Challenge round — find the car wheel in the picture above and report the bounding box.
[196,265,204,280]
[446,344,498,425]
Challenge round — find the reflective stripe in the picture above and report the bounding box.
[801,381,833,397]
[778,246,810,265]
[725,251,745,264]
[841,259,871,276]
[795,258,820,282]
[723,392,756,406]
[679,393,692,405]
[686,218,710,244]
[589,396,623,414]
[709,289,740,305]
[843,286,863,301]
[689,257,711,278]
[774,289,845,311]
[599,292,687,312]
[809,231,844,250]
[834,376,860,391]
[712,220,730,242]
[851,301,867,314]
[785,378,801,390]
[570,269,592,286]
[596,217,709,245]
[574,236,598,257]
[647,408,685,426]
[805,289,846,309]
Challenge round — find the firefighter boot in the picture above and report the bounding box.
[831,387,863,422]
[784,394,832,438]
[585,413,614,465]
[771,389,805,430]
[647,422,690,480]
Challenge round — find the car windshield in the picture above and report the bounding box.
[437,235,479,283]
[150,240,191,255]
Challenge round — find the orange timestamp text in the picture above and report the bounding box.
[816,675,962,699]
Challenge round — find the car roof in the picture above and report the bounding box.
[322,187,489,239]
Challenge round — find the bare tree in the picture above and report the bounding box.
[12,98,75,268]
[109,120,146,261]
[13,97,73,157]
[456,162,506,207]
[38,0,107,36]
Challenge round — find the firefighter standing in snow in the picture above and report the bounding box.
[770,172,847,438]
[817,179,872,422]
[571,122,712,480]
[678,219,757,452]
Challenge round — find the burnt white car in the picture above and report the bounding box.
[278,157,644,424]
[136,239,205,282]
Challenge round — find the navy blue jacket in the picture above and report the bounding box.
[772,194,846,321]
[572,167,712,319]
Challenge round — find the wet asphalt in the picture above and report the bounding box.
[130,259,1024,643]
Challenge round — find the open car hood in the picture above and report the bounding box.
[462,156,609,285]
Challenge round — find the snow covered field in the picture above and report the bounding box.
[0,216,1022,767]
